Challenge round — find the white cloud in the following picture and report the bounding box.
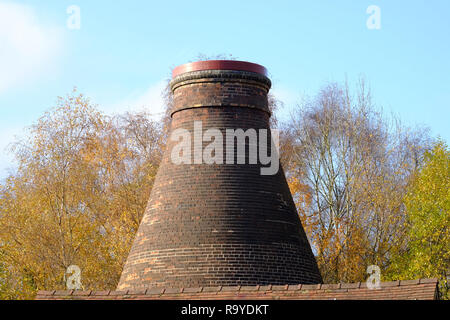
[0,2,63,93]
[107,80,167,120]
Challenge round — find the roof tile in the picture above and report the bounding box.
[340,282,360,289]
[91,290,110,296]
[164,288,183,294]
[288,284,302,291]
[128,290,147,295]
[399,279,420,286]
[146,288,165,295]
[419,278,438,284]
[272,285,289,291]
[183,287,203,293]
[110,290,128,296]
[221,286,240,292]
[240,286,259,292]
[54,290,73,296]
[202,286,222,293]
[321,284,341,290]
[380,280,400,287]
[72,290,92,296]
[302,284,321,290]
[37,290,55,296]
[36,278,439,301]
[258,285,272,291]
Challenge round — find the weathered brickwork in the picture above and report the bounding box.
[117,63,323,291]
[170,70,271,115]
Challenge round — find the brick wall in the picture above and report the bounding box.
[117,64,322,291]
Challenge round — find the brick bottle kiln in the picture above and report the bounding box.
[117,60,322,290]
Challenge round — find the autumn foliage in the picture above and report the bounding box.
[0,82,448,299]
[0,90,163,299]
[282,80,447,297]
[386,141,449,298]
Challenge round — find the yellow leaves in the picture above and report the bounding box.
[387,141,450,298]
[0,90,163,299]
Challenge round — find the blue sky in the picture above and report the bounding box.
[1,0,449,179]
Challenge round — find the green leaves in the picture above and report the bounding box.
[388,140,449,298]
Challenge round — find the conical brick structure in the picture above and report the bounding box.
[117,60,322,290]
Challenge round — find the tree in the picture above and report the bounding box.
[387,140,449,299]
[0,89,163,299]
[283,79,431,283]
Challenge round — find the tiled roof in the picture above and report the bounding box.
[36,278,439,300]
